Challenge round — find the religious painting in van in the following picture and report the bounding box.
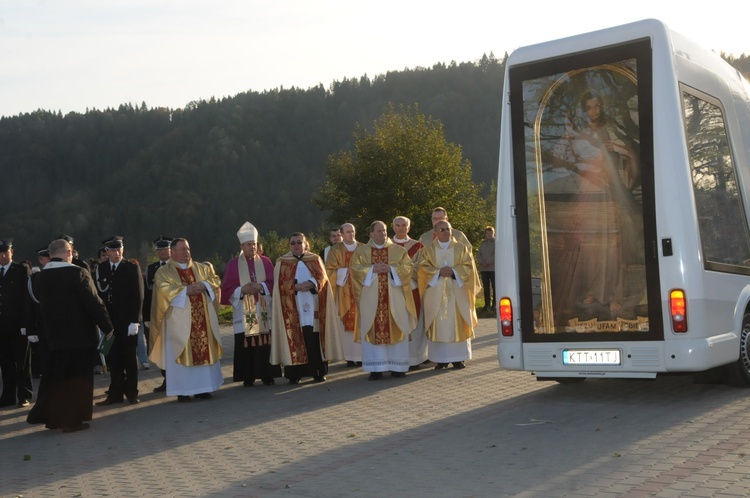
[521,60,648,334]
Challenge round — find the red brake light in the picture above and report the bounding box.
[499,297,513,336]
[670,289,688,333]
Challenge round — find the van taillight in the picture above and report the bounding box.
[670,289,688,333]
[499,297,513,336]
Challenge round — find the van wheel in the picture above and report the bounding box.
[727,313,750,387]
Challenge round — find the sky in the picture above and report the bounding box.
[1,0,748,118]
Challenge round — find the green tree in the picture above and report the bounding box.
[314,103,490,244]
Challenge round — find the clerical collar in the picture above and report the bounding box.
[176,262,189,269]
[344,241,358,251]
[393,236,411,244]
[438,240,451,249]
[373,242,385,249]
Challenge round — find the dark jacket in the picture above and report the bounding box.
[95,260,144,334]
[0,261,30,333]
[31,261,113,350]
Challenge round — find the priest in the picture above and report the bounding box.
[350,221,417,380]
[270,232,342,384]
[149,238,223,402]
[417,220,481,370]
[221,221,280,386]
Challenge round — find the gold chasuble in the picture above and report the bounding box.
[350,239,417,345]
[270,252,343,366]
[149,260,223,369]
[325,242,363,333]
[417,238,481,343]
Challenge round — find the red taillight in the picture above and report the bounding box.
[670,289,688,333]
[499,297,513,336]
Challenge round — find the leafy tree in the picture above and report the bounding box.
[314,103,491,244]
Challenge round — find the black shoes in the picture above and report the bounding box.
[153,381,166,393]
[177,395,191,402]
[313,375,326,383]
[434,363,449,370]
[452,361,466,370]
[194,393,212,400]
[368,372,383,381]
[288,378,301,385]
[262,378,275,386]
[391,371,406,378]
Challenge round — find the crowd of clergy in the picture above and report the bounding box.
[0,207,488,433]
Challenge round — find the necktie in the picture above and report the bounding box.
[0,267,4,278]
[111,264,116,273]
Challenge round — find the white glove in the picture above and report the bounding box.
[28,335,39,343]
[21,328,27,336]
[127,323,140,336]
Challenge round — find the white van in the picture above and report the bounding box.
[495,19,750,385]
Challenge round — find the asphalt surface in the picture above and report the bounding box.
[2,317,750,497]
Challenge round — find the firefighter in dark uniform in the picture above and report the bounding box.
[143,236,172,392]
[94,236,144,406]
[0,238,33,408]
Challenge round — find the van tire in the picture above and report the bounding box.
[726,312,750,387]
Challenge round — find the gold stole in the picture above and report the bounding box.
[343,250,356,332]
[238,255,271,335]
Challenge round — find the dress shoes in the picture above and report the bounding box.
[17,400,31,408]
[62,423,90,433]
[391,371,406,378]
[408,364,421,371]
[313,375,326,383]
[243,380,255,387]
[194,392,212,400]
[434,363,449,370]
[96,397,124,406]
[153,381,167,393]
[177,395,191,402]
[346,361,357,368]
[368,372,383,381]
[262,378,275,386]
[288,378,301,385]
[452,361,466,370]
[127,397,140,404]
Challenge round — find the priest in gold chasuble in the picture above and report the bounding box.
[325,223,363,366]
[270,232,343,384]
[149,238,223,399]
[350,221,417,380]
[417,220,480,370]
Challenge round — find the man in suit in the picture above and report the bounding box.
[27,238,113,433]
[95,236,144,406]
[0,238,33,408]
[143,236,172,393]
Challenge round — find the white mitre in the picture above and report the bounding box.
[237,221,259,243]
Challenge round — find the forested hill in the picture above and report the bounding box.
[0,54,505,265]
[1,52,748,266]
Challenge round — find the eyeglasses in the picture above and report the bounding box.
[434,227,451,232]
[290,241,304,246]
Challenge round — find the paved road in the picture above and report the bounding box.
[2,318,750,497]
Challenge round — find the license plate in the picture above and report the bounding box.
[562,349,621,365]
